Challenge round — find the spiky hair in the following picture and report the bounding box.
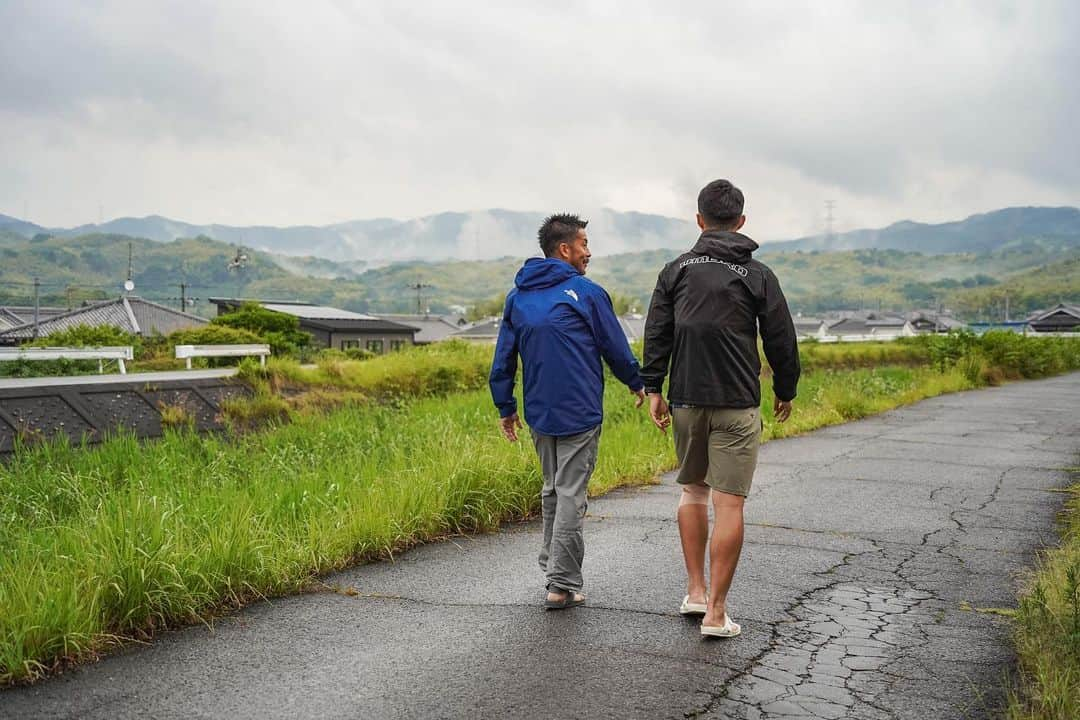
[537,213,588,257]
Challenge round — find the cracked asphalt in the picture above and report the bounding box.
[2,373,1078,720]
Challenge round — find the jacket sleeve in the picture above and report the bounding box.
[488,293,519,417]
[589,286,644,391]
[641,266,674,394]
[758,267,801,402]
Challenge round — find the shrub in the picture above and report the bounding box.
[168,325,263,347]
[211,303,312,356]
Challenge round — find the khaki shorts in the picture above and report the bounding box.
[672,406,761,497]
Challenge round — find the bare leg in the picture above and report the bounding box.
[703,490,745,627]
[677,485,710,604]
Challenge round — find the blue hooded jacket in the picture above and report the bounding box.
[489,257,644,437]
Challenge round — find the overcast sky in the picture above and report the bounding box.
[1,0,1077,242]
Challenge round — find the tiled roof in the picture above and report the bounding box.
[1027,303,1080,323]
[0,297,208,339]
[0,306,67,325]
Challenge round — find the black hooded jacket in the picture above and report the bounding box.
[642,230,800,408]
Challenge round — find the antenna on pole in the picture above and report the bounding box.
[406,282,433,315]
[124,242,135,294]
[32,277,40,339]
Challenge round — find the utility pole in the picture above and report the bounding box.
[1004,292,1010,323]
[178,282,187,313]
[32,277,40,339]
[65,285,74,310]
[125,241,134,295]
[406,282,433,315]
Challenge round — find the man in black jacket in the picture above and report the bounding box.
[642,179,800,638]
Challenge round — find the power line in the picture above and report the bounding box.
[824,200,836,242]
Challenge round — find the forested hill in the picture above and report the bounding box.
[763,206,1080,254]
[1,220,1077,320]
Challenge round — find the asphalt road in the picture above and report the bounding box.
[2,373,1078,720]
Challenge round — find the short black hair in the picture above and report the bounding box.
[538,213,588,257]
[697,179,744,229]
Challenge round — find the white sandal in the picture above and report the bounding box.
[701,613,741,638]
[679,595,707,615]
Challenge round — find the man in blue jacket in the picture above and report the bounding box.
[490,213,646,610]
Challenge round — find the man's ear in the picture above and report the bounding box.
[735,215,746,231]
[696,213,706,231]
[555,242,571,261]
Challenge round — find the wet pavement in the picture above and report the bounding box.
[1,373,1078,719]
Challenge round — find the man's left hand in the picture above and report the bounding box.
[631,387,646,408]
[773,397,792,423]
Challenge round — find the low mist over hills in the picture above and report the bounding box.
[0,209,695,266]
[1,205,1076,319]
[3,206,1078,266]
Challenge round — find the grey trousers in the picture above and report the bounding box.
[530,425,601,594]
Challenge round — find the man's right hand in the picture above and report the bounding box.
[648,394,671,433]
[499,412,524,442]
[773,397,792,423]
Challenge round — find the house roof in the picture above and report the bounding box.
[299,317,418,333]
[206,297,417,334]
[827,313,910,335]
[451,319,501,338]
[0,306,67,326]
[0,297,209,340]
[1027,303,1080,323]
[906,311,966,331]
[378,314,471,343]
[618,314,646,342]
[794,318,825,331]
[261,303,380,321]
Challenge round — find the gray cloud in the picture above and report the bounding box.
[1,0,1077,243]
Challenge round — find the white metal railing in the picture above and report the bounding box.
[0,346,134,374]
[174,344,271,369]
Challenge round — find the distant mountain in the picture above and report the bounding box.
[0,213,47,238]
[761,206,1080,255]
[0,209,696,266]
[1,227,1076,319]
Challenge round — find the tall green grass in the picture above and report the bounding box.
[0,334,1077,684]
[1008,467,1080,720]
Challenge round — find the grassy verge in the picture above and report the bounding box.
[0,334,1077,684]
[1008,467,1080,720]
[0,361,989,684]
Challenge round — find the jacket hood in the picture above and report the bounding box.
[515,257,582,291]
[691,230,759,264]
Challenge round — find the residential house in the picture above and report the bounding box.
[825,312,916,341]
[906,311,967,334]
[208,298,418,354]
[1026,303,1080,333]
[793,317,828,340]
[449,319,501,344]
[377,313,472,344]
[0,297,208,346]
